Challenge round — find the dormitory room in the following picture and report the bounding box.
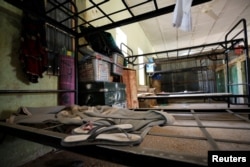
[1,0,250,166]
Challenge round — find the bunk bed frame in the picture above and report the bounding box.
[1,0,212,101]
[1,0,250,166]
[1,0,249,107]
[136,19,250,107]
[0,107,250,166]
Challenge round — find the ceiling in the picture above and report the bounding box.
[81,0,250,59]
[130,0,250,54]
[5,0,250,60]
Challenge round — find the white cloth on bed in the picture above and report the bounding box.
[12,105,175,134]
[173,0,193,31]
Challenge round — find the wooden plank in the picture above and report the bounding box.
[122,68,139,108]
[122,69,131,108]
[138,93,232,99]
[128,69,139,108]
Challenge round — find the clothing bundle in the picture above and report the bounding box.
[19,0,48,83]
[10,105,175,146]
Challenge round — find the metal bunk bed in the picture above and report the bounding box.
[0,107,250,166]
[1,0,250,166]
[2,1,249,104]
[137,19,250,107]
[0,0,215,104]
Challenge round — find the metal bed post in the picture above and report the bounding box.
[225,18,250,107]
[225,45,230,107]
[71,0,79,105]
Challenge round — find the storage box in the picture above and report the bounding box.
[78,58,110,82]
[111,53,124,75]
[112,64,123,76]
[78,81,126,106]
[112,53,124,66]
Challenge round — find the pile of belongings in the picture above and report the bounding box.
[8,105,175,146]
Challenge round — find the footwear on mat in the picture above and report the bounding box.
[72,122,133,134]
[61,125,142,147]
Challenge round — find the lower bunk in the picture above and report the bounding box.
[0,105,250,166]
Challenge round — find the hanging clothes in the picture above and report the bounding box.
[19,0,48,83]
[172,0,193,32]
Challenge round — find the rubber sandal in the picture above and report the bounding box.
[72,119,115,134]
[72,122,133,134]
[61,125,142,147]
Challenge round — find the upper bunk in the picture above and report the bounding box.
[4,0,211,36]
[4,0,248,62]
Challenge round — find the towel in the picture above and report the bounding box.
[173,0,193,31]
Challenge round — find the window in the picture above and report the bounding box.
[116,28,127,57]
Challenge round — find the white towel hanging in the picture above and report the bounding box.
[173,0,193,31]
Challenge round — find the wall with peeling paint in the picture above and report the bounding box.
[0,1,56,166]
[0,1,58,119]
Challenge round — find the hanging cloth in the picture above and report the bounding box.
[19,0,48,83]
[172,0,193,32]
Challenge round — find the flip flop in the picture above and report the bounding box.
[72,122,133,134]
[72,119,115,134]
[61,125,142,147]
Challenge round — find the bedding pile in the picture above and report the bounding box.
[8,105,175,146]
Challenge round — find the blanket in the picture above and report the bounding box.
[10,105,175,135]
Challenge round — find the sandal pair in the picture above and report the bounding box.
[61,121,142,147]
[72,120,133,134]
